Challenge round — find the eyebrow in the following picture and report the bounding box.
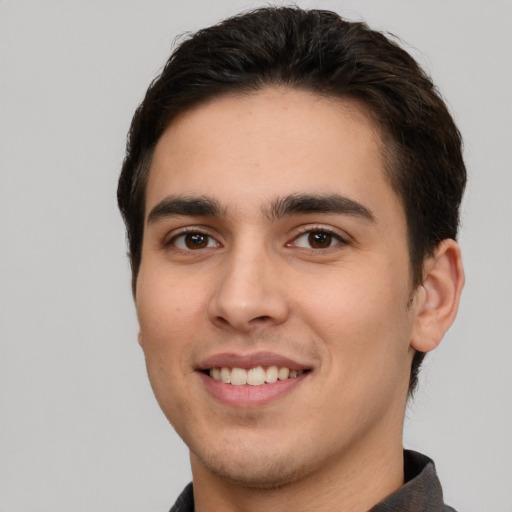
[266,193,375,222]
[146,192,375,224]
[147,195,223,224]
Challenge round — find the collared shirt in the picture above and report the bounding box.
[169,450,457,512]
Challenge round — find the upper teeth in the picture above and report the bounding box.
[209,366,303,386]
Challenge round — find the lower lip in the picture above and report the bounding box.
[198,372,308,407]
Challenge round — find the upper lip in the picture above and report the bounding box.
[196,351,311,371]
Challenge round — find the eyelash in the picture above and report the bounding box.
[165,228,221,251]
[164,225,348,253]
[287,226,348,251]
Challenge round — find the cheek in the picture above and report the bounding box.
[296,262,413,369]
[135,268,206,372]
[135,271,201,420]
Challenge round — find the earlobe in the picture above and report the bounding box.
[411,239,465,353]
[138,331,144,347]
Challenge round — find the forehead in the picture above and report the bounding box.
[146,87,402,222]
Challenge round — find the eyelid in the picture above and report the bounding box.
[163,226,222,250]
[286,225,351,248]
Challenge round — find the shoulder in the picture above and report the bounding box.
[168,482,194,512]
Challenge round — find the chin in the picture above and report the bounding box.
[197,452,306,490]
[189,436,322,490]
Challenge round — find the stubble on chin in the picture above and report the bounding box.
[189,440,314,491]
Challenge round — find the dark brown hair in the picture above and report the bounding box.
[118,7,466,393]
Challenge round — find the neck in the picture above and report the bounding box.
[191,433,405,512]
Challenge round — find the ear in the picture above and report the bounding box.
[137,331,144,347]
[410,239,465,353]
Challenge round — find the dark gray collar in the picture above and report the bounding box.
[369,450,456,511]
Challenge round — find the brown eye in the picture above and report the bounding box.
[308,231,333,249]
[171,232,219,250]
[289,229,345,250]
[184,233,208,249]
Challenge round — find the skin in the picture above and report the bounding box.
[135,88,464,512]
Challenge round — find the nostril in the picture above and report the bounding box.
[254,315,272,322]
[215,316,231,327]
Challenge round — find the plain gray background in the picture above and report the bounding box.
[1,1,511,511]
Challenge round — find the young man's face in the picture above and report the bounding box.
[136,88,420,487]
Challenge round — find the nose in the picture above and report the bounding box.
[207,243,289,333]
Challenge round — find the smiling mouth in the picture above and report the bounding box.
[206,366,307,386]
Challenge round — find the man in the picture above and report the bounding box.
[118,7,465,512]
